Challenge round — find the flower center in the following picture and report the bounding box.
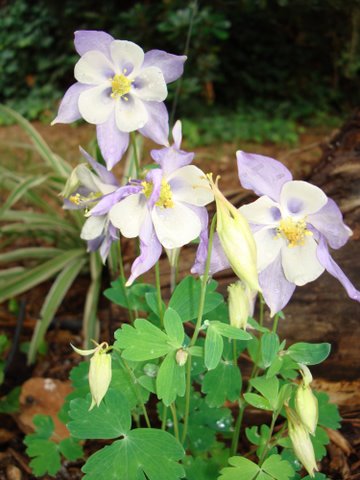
[141,179,174,209]
[277,217,312,247]
[69,191,102,206]
[110,73,132,99]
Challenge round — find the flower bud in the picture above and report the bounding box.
[286,406,318,477]
[71,341,112,410]
[295,365,318,435]
[208,175,260,292]
[175,348,188,366]
[228,281,257,330]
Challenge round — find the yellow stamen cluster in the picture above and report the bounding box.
[69,191,102,206]
[141,179,174,209]
[110,73,132,100]
[277,217,312,247]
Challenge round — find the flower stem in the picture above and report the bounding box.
[161,405,168,430]
[169,403,180,442]
[121,357,151,428]
[230,399,246,456]
[259,413,278,464]
[155,261,164,327]
[130,132,141,178]
[181,213,217,444]
[118,239,135,324]
[272,312,280,333]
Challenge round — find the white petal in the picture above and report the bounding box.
[81,215,106,241]
[280,181,328,218]
[109,193,147,238]
[74,51,114,84]
[254,227,282,271]
[281,236,325,286]
[151,201,201,249]
[168,165,214,207]
[114,95,148,132]
[78,84,114,124]
[172,120,182,148]
[110,40,144,75]
[240,196,281,226]
[132,67,167,102]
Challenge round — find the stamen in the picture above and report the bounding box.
[141,179,174,208]
[277,217,312,247]
[69,191,102,206]
[110,73,132,99]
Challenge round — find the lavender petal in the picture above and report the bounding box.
[143,50,187,83]
[51,82,91,125]
[138,102,169,147]
[74,30,114,58]
[79,147,118,186]
[96,112,130,170]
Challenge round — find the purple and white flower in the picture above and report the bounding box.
[52,30,186,170]
[108,121,214,285]
[63,147,139,262]
[237,151,360,315]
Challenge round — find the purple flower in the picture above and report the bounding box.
[52,31,186,170]
[63,147,140,262]
[237,151,360,315]
[108,121,214,285]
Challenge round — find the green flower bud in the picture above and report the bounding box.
[228,281,257,330]
[208,175,261,292]
[295,365,318,435]
[71,341,112,410]
[286,406,318,477]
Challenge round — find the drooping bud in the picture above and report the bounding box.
[71,341,112,410]
[175,348,188,366]
[228,281,257,330]
[286,406,318,477]
[295,365,318,435]
[208,175,260,292]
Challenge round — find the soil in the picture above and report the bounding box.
[0,119,359,479]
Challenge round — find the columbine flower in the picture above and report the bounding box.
[236,150,360,315]
[52,30,186,169]
[286,406,318,477]
[71,342,112,410]
[108,121,214,285]
[63,147,140,262]
[295,365,318,435]
[228,281,257,330]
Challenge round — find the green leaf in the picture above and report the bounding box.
[156,351,186,406]
[244,393,273,411]
[250,376,279,409]
[202,362,241,407]
[164,308,185,346]
[59,437,83,461]
[0,249,85,303]
[0,175,47,217]
[169,276,223,322]
[104,280,156,312]
[261,332,280,368]
[68,390,132,439]
[26,439,61,476]
[28,257,86,363]
[315,391,342,429]
[0,386,20,413]
[261,454,295,480]
[219,454,294,480]
[287,343,331,365]
[212,321,252,341]
[311,427,329,461]
[204,325,223,370]
[146,291,166,317]
[114,319,172,361]
[219,456,259,480]
[0,247,62,263]
[111,360,149,409]
[82,429,185,480]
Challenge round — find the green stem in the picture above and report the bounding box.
[130,132,141,178]
[259,293,265,327]
[118,239,135,324]
[230,399,246,456]
[272,312,280,333]
[169,403,180,441]
[259,413,278,465]
[181,214,217,444]
[121,357,151,428]
[170,0,198,126]
[161,405,168,430]
[232,339,238,366]
[155,261,164,327]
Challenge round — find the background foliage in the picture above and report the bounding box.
[0,0,359,128]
